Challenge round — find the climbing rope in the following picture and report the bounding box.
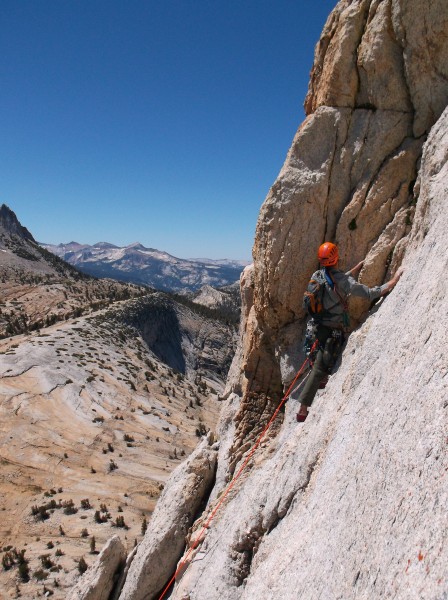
[157,341,318,600]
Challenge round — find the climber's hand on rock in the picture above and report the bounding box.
[348,260,364,277]
[391,267,404,287]
[383,267,404,295]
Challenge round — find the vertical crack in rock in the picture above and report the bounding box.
[322,119,341,242]
[305,0,372,114]
[226,446,324,592]
[231,515,267,587]
[355,0,414,113]
[264,474,310,537]
[67,535,127,600]
[434,66,448,84]
[353,1,372,109]
[349,129,418,221]
[390,0,416,123]
[304,9,339,115]
[228,388,282,478]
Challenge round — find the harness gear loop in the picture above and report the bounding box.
[157,341,318,600]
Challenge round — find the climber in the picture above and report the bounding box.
[296,242,403,422]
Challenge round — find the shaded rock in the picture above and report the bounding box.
[224,264,255,398]
[207,392,240,504]
[118,434,218,600]
[0,204,35,241]
[109,546,138,600]
[111,293,237,382]
[67,536,126,600]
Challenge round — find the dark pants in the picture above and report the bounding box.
[298,324,344,407]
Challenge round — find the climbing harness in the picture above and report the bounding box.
[157,341,318,600]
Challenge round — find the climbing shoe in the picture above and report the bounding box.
[319,375,329,389]
[296,409,308,423]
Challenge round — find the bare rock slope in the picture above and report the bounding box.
[164,105,448,600]
[0,290,235,598]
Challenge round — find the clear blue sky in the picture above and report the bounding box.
[1,0,336,260]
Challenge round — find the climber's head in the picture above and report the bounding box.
[318,242,339,267]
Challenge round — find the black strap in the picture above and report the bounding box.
[326,269,349,311]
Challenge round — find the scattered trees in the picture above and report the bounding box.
[77,556,88,574]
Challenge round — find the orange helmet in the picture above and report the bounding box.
[318,242,339,266]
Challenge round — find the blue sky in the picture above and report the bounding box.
[1,0,336,260]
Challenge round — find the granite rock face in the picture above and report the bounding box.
[117,435,218,600]
[224,265,255,399]
[220,0,448,479]
[67,536,126,600]
[305,0,448,137]
[165,104,448,600]
[243,0,448,424]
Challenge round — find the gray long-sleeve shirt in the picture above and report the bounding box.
[319,267,388,328]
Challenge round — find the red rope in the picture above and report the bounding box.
[157,342,317,600]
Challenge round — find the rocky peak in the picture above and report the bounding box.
[93,241,120,249]
[0,203,35,241]
[126,242,148,251]
[304,0,448,137]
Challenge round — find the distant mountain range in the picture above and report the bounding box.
[42,241,250,291]
[0,204,146,336]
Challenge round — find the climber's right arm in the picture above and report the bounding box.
[379,267,403,296]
